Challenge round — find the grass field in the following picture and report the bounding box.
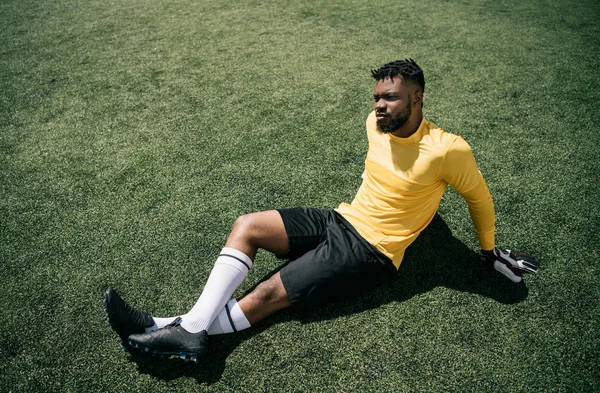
[1,0,599,391]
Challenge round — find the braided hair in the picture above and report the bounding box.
[371,59,425,93]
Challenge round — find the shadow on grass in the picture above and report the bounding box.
[127,213,528,383]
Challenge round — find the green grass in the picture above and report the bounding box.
[1,0,599,391]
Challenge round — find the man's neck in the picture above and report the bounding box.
[391,115,423,138]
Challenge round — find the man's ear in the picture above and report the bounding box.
[413,91,424,108]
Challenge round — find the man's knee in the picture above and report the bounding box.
[229,214,257,243]
[252,275,289,305]
[227,211,288,256]
[238,273,291,324]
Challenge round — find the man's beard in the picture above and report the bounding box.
[376,106,412,134]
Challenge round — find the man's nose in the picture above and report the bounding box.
[374,99,386,110]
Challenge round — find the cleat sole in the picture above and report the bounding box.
[130,346,201,358]
[129,346,201,362]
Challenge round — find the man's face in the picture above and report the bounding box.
[373,77,416,133]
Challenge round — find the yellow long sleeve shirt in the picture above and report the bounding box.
[336,111,495,269]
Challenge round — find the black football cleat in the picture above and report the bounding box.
[103,288,154,349]
[128,318,208,362]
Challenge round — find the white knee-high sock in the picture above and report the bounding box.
[206,299,251,335]
[179,247,253,333]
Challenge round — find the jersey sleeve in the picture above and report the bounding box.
[439,137,496,250]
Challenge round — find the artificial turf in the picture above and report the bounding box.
[1,0,599,391]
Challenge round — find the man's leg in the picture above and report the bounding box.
[177,210,290,332]
[125,210,292,356]
[183,212,292,335]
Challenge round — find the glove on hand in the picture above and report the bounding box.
[480,247,539,283]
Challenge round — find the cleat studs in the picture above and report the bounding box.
[190,354,197,363]
[180,353,187,360]
[144,347,150,352]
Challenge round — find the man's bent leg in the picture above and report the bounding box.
[127,211,290,354]
[178,210,288,332]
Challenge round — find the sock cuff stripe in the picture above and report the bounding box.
[221,247,253,266]
[224,302,237,333]
[219,253,251,270]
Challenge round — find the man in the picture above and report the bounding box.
[104,59,539,362]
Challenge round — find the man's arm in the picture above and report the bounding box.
[439,137,495,249]
[439,137,539,282]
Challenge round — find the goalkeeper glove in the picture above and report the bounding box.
[480,247,539,283]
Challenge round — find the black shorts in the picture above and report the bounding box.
[277,207,396,309]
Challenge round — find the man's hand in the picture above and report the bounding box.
[480,247,539,283]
